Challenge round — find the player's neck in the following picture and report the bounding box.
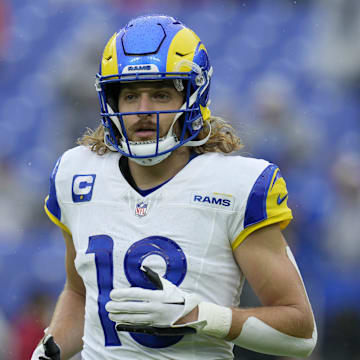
[128,147,191,190]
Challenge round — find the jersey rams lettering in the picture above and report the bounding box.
[45,146,292,360]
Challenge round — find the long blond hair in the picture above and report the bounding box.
[77,116,243,155]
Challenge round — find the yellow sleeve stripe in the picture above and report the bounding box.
[270,167,279,189]
[232,210,293,251]
[44,196,71,235]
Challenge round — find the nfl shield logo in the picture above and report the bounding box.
[135,201,148,217]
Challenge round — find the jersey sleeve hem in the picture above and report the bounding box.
[231,210,293,251]
[44,196,71,235]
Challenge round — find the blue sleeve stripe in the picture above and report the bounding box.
[46,156,62,221]
[45,192,61,220]
[244,164,278,228]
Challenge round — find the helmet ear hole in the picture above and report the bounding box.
[105,83,121,112]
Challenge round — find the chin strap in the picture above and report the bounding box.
[127,121,211,166]
[183,122,211,147]
[127,135,176,166]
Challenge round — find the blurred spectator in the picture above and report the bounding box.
[245,73,324,172]
[0,159,43,240]
[0,0,11,60]
[55,23,108,150]
[309,0,360,88]
[107,0,212,11]
[9,292,53,360]
[321,308,360,360]
[324,151,360,269]
[0,310,9,360]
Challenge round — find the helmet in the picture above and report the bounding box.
[96,15,213,166]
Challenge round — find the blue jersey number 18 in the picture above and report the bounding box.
[86,234,187,349]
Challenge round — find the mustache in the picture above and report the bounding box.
[127,121,158,133]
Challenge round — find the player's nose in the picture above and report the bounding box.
[137,94,154,116]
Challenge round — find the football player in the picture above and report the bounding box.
[32,15,317,359]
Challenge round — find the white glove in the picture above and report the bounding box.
[105,266,207,336]
[31,333,61,360]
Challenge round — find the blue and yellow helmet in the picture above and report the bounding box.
[96,15,213,166]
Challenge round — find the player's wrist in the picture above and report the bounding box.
[196,302,232,339]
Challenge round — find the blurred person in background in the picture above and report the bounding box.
[0,0,11,61]
[0,310,10,360]
[321,308,360,360]
[10,292,53,360]
[324,151,360,268]
[31,14,316,360]
[56,26,110,152]
[0,159,44,239]
[309,0,360,89]
[245,73,323,173]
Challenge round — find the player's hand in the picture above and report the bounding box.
[31,334,61,360]
[105,266,207,336]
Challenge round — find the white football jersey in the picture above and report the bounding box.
[45,146,292,360]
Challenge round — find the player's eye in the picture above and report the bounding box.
[154,92,170,102]
[122,93,137,102]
